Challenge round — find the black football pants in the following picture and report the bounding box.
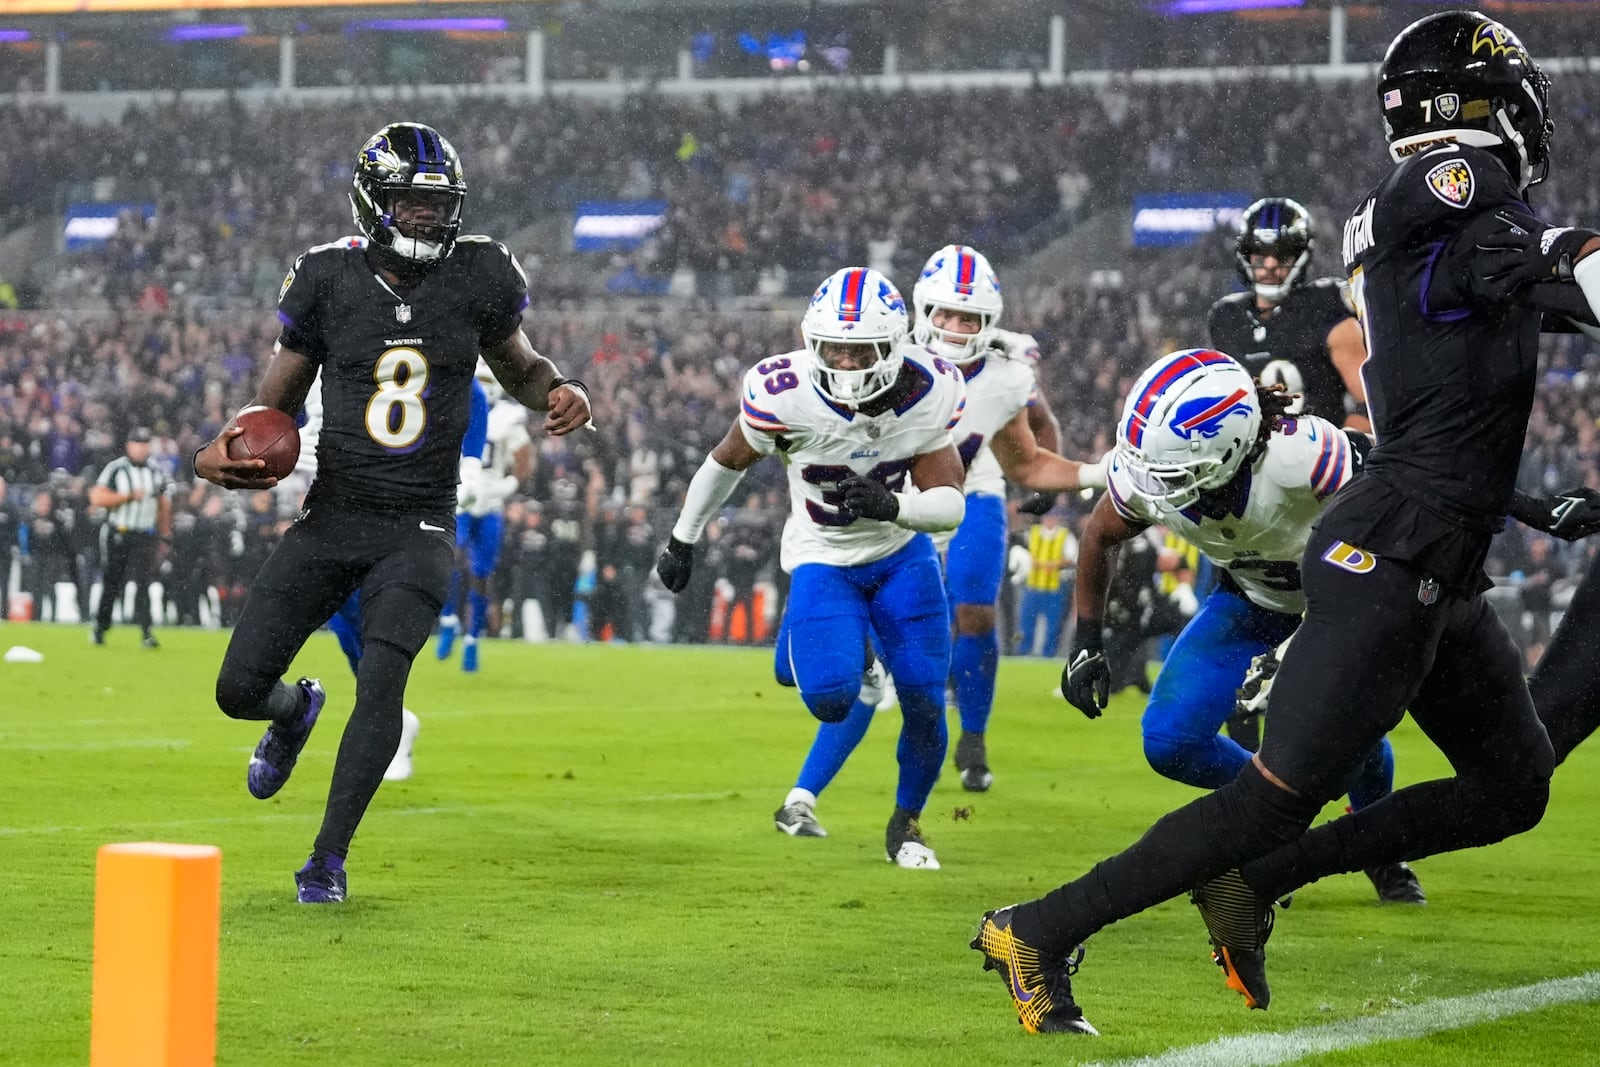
[215,506,453,859]
[1015,527,1554,952]
[97,528,157,632]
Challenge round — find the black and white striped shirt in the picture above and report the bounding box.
[96,458,166,532]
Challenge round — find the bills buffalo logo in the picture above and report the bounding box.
[1433,93,1460,122]
[1425,158,1474,209]
[1170,390,1252,441]
[877,279,905,313]
[1470,21,1529,62]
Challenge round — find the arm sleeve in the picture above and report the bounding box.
[275,252,327,361]
[671,456,747,543]
[891,483,965,533]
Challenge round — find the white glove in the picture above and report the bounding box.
[457,456,484,512]
[1235,634,1293,717]
[1007,543,1032,586]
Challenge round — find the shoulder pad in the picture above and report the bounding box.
[1264,415,1352,499]
[304,236,368,256]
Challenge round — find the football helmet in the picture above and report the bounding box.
[1116,349,1262,510]
[350,122,467,265]
[1234,199,1313,304]
[1377,11,1552,190]
[800,267,909,405]
[911,244,1003,364]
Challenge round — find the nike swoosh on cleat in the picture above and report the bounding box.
[420,521,447,532]
[1006,955,1035,1005]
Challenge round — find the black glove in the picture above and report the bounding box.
[1062,620,1110,719]
[655,535,695,593]
[1510,487,1600,542]
[1017,491,1059,517]
[1476,210,1600,298]
[839,475,899,522]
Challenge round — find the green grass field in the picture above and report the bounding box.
[5,623,1600,1065]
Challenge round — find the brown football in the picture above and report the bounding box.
[228,406,301,480]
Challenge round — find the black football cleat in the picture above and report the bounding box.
[971,907,1097,1034]
[1366,862,1427,904]
[955,731,993,792]
[1192,869,1276,1010]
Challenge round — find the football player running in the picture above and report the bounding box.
[970,14,1600,1032]
[437,359,534,672]
[194,122,591,903]
[1063,349,1423,905]
[910,245,1104,792]
[656,267,969,868]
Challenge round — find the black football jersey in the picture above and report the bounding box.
[1207,277,1354,422]
[1326,143,1558,588]
[277,235,528,518]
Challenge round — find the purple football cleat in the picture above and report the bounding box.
[247,678,325,800]
[295,853,347,904]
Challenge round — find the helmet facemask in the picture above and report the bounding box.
[349,123,467,266]
[809,339,903,405]
[912,302,997,366]
[1234,199,1314,304]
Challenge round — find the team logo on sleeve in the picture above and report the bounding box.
[1425,158,1474,209]
[1322,540,1377,574]
[1170,389,1252,441]
[278,267,296,303]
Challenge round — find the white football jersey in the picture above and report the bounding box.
[949,336,1037,499]
[465,400,532,517]
[295,374,324,477]
[1106,415,1355,614]
[739,347,966,571]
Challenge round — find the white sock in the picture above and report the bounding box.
[785,787,818,809]
[440,614,459,629]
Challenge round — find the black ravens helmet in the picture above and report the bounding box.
[349,122,467,266]
[1234,197,1314,303]
[1377,11,1553,190]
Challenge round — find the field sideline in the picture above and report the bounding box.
[5,623,1600,1065]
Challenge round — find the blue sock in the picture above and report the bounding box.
[952,630,1000,735]
[795,697,876,797]
[894,683,949,812]
[1345,737,1396,811]
[443,570,462,622]
[468,590,489,640]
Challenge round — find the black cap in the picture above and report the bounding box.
[128,427,153,443]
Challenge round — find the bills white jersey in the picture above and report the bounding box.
[949,335,1038,499]
[739,347,966,571]
[295,374,325,477]
[465,400,532,518]
[1106,415,1355,614]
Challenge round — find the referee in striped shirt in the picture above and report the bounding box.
[89,427,170,647]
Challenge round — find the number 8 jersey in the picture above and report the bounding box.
[276,234,529,519]
[1105,414,1355,614]
[739,346,967,571]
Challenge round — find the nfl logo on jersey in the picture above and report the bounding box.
[395,304,413,323]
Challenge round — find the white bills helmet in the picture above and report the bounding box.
[911,244,1002,365]
[800,267,909,405]
[1116,349,1262,509]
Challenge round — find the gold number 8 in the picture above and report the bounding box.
[366,347,430,449]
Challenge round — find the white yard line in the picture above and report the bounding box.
[0,738,191,751]
[1088,971,1600,1067]
[0,805,490,838]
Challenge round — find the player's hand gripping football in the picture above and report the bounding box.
[655,536,695,593]
[839,475,899,522]
[546,381,592,436]
[1511,487,1600,542]
[1062,622,1111,719]
[193,427,279,491]
[1476,210,1600,298]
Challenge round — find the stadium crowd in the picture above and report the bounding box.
[4,72,1600,656]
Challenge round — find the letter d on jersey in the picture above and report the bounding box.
[1322,540,1377,575]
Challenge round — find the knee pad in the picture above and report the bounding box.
[1142,731,1200,784]
[215,665,276,719]
[804,686,858,724]
[1201,761,1324,865]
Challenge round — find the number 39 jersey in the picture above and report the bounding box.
[738,347,966,572]
[1106,414,1355,614]
[276,234,529,519]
